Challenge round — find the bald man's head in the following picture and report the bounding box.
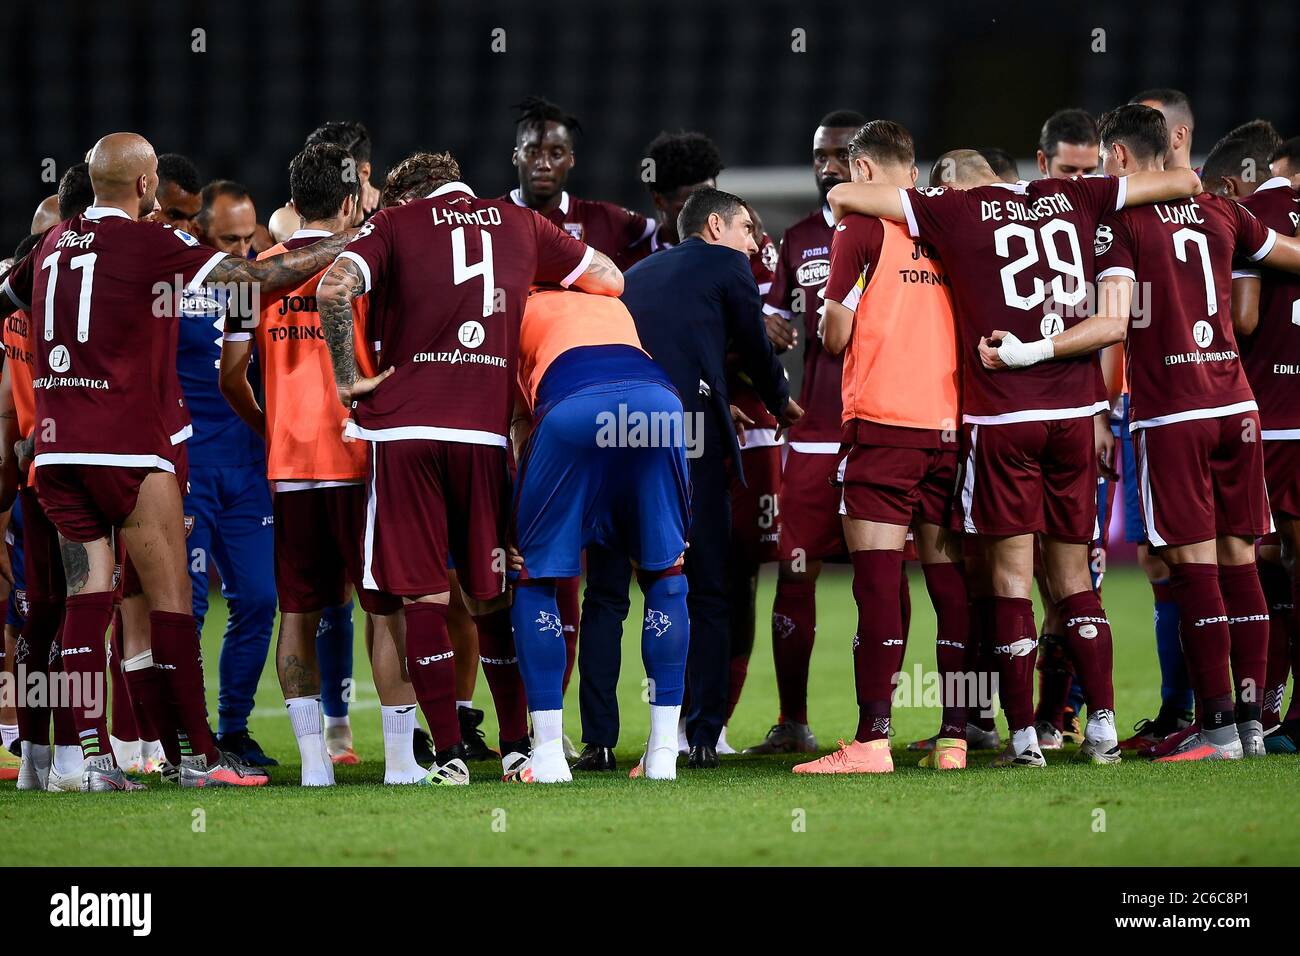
[87,132,159,218]
[31,195,60,234]
[929,149,998,189]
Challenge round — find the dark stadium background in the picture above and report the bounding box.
[3,0,1293,552]
[3,0,1295,233]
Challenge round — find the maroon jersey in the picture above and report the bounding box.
[764,206,841,446]
[900,177,1124,423]
[0,207,224,471]
[505,189,651,260]
[1235,177,1300,434]
[617,222,673,271]
[730,231,780,433]
[1095,192,1275,428]
[339,181,591,446]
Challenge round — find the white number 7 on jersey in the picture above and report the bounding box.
[451,227,495,319]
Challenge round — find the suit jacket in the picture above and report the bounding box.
[621,236,790,480]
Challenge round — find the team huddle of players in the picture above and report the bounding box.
[2,86,1299,791]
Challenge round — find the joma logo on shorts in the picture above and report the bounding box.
[416,651,454,665]
[1193,615,1229,627]
[994,639,1036,657]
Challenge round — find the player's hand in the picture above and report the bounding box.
[506,544,524,573]
[337,367,395,407]
[730,404,755,446]
[980,332,1009,370]
[776,398,804,440]
[765,311,796,352]
[13,435,34,475]
[1095,413,1119,481]
[361,180,381,217]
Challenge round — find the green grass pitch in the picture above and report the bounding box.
[2,565,1297,866]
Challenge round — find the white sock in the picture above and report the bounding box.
[531,709,564,748]
[22,740,51,768]
[381,704,425,783]
[528,737,571,782]
[287,696,332,786]
[1011,726,1039,755]
[0,723,18,750]
[650,704,681,752]
[1086,709,1117,745]
[456,700,473,711]
[52,744,83,775]
[110,735,142,767]
[324,715,350,730]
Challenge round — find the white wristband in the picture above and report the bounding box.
[998,332,1055,369]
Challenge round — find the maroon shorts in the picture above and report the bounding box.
[1263,438,1300,519]
[19,486,65,605]
[274,484,400,615]
[959,417,1097,542]
[366,439,510,601]
[35,464,155,544]
[1133,412,1272,548]
[839,443,958,527]
[778,446,846,562]
[729,440,782,566]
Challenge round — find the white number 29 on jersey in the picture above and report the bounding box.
[451,226,495,319]
[993,220,1087,311]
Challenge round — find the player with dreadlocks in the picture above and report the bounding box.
[501,97,655,758]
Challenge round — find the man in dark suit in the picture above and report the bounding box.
[578,187,801,769]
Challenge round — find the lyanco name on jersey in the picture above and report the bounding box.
[430,206,504,227]
[979,194,1075,223]
[413,349,507,368]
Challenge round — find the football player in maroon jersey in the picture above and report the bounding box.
[317,150,623,785]
[1,132,358,791]
[1205,122,1300,751]
[505,97,654,753]
[981,104,1300,761]
[1036,109,1101,179]
[743,110,867,756]
[1113,89,1201,752]
[829,134,1200,767]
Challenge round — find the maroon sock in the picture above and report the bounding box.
[772,577,816,724]
[1219,562,1270,722]
[1170,563,1235,728]
[991,596,1037,732]
[922,562,969,737]
[474,607,529,743]
[557,575,580,693]
[60,592,114,759]
[899,569,912,641]
[14,599,60,745]
[1034,633,1072,729]
[850,550,906,742]
[123,662,181,765]
[968,596,998,732]
[1258,559,1293,728]
[1059,590,1115,713]
[108,613,140,742]
[725,654,749,724]
[149,609,218,762]
[1288,573,1300,722]
[404,602,461,752]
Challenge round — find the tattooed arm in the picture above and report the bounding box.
[569,249,624,296]
[206,229,356,298]
[317,255,392,406]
